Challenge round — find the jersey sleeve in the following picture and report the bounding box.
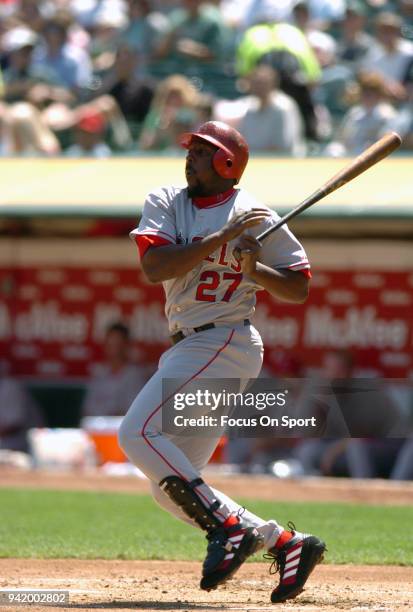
[129,187,177,244]
[256,211,310,272]
[135,234,173,259]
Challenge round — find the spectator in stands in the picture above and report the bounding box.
[1,26,38,103]
[82,322,145,417]
[0,23,79,116]
[0,371,44,453]
[237,20,321,139]
[65,107,111,157]
[152,0,229,91]
[87,7,129,75]
[292,1,312,34]
[90,45,154,138]
[361,12,413,100]
[307,29,352,132]
[327,71,397,155]
[138,74,200,151]
[121,0,168,75]
[31,11,93,93]
[238,64,306,155]
[336,0,375,67]
[5,101,60,155]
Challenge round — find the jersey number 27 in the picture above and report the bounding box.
[196,271,242,302]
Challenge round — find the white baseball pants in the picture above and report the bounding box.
[118,322,283,549]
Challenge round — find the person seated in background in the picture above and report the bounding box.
[308,29,355,131]
[120,0,168,76]
[236,18,321,140]
[336,0,375,68]
[238,64,306,155]
[4,100,61,156]
[0,369,44,453]
[30,11,93,95]
[1,26,39,104]
[65,107,111,157]
[152,0,235,95]
[361,11,413,101]
[326,71,397,156]
[138,74,200,151]
[82,322,146,417]
[89,45,154,139]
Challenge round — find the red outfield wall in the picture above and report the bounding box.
[1,243,412,378]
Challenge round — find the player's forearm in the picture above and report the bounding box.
[247,264,309,303]
[141,232,226,282]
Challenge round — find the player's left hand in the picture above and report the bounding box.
[233,235,261,275]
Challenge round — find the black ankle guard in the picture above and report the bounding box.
[159,476,222,532]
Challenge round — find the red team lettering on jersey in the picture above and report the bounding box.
[131,186,311,333]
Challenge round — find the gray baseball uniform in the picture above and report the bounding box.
[129,186,309,332]
[119,185,310,549]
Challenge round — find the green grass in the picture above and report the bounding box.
[0,488,412,565]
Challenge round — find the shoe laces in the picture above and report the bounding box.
[263,551,281,576]
[263,521,297,576]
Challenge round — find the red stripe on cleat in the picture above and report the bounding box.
[282,577,297,585]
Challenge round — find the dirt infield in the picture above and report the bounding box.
[1,559,412,612]
[1,469,412,611]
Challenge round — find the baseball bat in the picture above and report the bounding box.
[257,131,402,243]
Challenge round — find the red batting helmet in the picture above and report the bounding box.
[180,121,249,182]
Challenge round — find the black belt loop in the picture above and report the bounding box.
[170,319,250,345]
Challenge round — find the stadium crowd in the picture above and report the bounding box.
[0,0,413,156]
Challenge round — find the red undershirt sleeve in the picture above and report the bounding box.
[135,234,174,259]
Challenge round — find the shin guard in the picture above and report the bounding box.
[159,476,222,532]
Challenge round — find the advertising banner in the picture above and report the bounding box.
[1,266,412,378]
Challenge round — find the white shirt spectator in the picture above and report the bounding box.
[362,39,413,84]
[31,42,92,89]
[338,101,397,154]
[239,91,306,156]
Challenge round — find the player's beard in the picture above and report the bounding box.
[187,181,208,198]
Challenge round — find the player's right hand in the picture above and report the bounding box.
[218,209,271,243]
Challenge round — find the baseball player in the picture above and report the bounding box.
[118,121,326,603]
